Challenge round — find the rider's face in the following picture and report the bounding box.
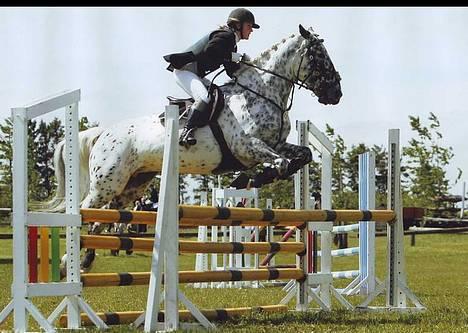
[241,22,253,40]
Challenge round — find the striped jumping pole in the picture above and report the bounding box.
[59,305,288,327]
[80,235,306,255]
[80,268,305,287]
[80,207,395,225]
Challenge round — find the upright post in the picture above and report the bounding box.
[194,192,209,288]
[461,181,465,219]
[144,105,179,332]
[358,151,376,295]
[360,128,425,311]
[11,106,29,332]
[64,99,82,328]
[265,198,275,266]
[386,129,407,307]
[295,120,310,311]
[319,131,333,307]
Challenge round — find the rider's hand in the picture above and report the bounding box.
[231,52,243,63]
[231,52,251,63]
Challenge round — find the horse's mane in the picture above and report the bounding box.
[225,33,301,83]
[252,33,298,67]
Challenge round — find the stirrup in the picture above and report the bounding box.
[179,128,197,147]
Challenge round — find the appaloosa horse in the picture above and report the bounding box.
[48,24,342,272]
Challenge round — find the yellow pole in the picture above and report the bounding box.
[80,235,305,255]
[38,227,49,282]
[80,207,396,224]
[81,268,305,287]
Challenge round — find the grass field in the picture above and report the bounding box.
[0,228,467,332]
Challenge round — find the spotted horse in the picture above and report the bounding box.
[45,24,342,273]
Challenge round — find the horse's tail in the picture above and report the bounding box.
[34,127,105,212]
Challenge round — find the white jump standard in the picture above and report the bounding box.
[0,89,107,333]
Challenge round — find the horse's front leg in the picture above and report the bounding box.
[231,137,290,188]
[275,142,313,179]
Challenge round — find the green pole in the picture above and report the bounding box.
[51,227,61,281]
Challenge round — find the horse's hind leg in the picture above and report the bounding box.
[80,172,157,271]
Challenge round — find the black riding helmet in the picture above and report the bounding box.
[227,8,260,29]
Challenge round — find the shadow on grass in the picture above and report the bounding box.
[225,309,426,326]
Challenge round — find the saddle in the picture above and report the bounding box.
[160,84,247,175]
[159,85,223,127]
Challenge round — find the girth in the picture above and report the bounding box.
[163,86,247,174]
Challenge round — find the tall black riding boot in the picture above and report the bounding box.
[179,99,210,147]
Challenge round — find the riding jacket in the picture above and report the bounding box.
[163,27,241,78]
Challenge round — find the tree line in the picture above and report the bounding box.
[0,112,461,210]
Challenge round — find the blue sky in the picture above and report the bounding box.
[0,7,467,197]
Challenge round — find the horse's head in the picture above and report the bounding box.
[297,24,342,105]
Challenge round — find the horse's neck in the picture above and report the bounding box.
[238,35,302,108]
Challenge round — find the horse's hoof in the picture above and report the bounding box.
[80,267,90,274]
[59,265,67,280]
[230,173,250,189]
[179,140,195,149]
[81,250,95,272]
[252,167,279,188]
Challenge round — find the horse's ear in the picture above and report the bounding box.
[299,24,311,39]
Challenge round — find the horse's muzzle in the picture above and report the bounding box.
[318,85,342,105]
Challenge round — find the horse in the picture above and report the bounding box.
[48,24,342,272]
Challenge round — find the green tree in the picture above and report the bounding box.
[79,116,99,131]
[258,178,295,209]
[191,174,219,205]
[402,112,461,207]
[0,117,14,207]
[372,145,388,207]
[0,117,42,204]
[325,124,347,194]
[345,143,369,193]
[35,119,65,200]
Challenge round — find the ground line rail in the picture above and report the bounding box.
[59,305,288,327]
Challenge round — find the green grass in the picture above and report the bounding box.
[0,230,467,332]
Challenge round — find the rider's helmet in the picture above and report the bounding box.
[227,8,260,29]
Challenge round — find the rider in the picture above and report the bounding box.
[163,8,260,147]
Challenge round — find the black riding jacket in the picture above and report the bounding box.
[163,27,241,78]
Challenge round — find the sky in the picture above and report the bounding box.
[0,6,467,197]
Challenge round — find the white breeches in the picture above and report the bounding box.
[173,68,211,104]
